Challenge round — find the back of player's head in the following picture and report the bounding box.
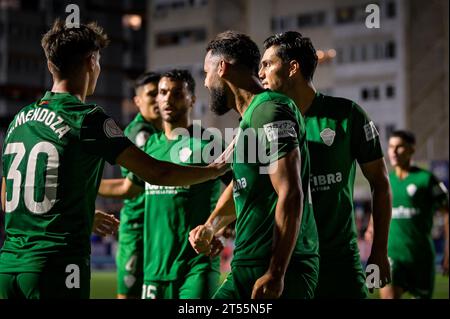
[390,130,416,146]
[134,71,161,94]
[41,19,109,78]
[161,69,195,96]
[206,30,261,76]
[263,31,318,82]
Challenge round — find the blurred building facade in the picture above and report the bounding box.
[0,0,149,212]
[147,0,449,166]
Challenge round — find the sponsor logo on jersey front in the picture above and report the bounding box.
[263,120,297,142]
[145,183,190,195]
[103,118,124,138]
[392,206,419,218]
[363,121,379,142]
[233,177,247,197]
[406,184,417,197]
[310,172,342,192]
[320,128,336,146]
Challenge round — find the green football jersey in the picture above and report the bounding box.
[0,92,131,273]
[231,91,318,267]
[388,166,449,262]
[119,113,159,233]
[130,125,223,281]
[305,92,383,259]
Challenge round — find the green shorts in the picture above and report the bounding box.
[116,230,144,297]
[213,257,319,299]
[0,258,90,299]
[315,254,368,299]
[142,268,220,299]
[390,257,435,299]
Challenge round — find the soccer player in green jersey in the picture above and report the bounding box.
[190,31,319,299]
[110,71,162,299]
[0,20,227,299]
[258,31,392,298]
[99,69,231,299]
[379,130,448,299]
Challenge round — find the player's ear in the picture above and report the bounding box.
[88,53,96,72]
[133,95,141,108]
[218,60,227,78]
[289,60,300,78]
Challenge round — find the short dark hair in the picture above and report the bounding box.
[134,71,161,93]
[263,31,318,82]
[390,130,416,145]
[41,19,109,77]
[161,69,195,95]
[206,30,261,76]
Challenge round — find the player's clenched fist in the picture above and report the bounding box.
[189,225,214,255]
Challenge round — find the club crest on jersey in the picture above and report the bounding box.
[406,184,417,197]
[320,128,336,146]
[103,118,124,138]
[179,147,192,162]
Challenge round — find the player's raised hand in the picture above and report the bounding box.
[92,210,120,237]
[189,225,214,255]
[251,272,284,299]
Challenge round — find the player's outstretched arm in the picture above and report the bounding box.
[361,158,392,291]
[116,145,229,187]
[252,148,303,299]
[98,178,142,199]
[92,210,120,236]
[189,181,236,255]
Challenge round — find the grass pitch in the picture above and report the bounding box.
[90,271,449,299]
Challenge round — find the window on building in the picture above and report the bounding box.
[373,43,383,59]
[386,1,396,18]
[386,41,396,59]
[297,11,326,28]
[336,48,344,64]
[373,87,380,100]
[361,88,370,100]
[335,7,355,24]
[349,46,356,62]
[156,28,206,48]
[386,85,395,98]
[361,44,367,61]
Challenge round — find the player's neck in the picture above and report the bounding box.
[51,78,87,103]
[164,116,190,140]
[290,82,316,115]
[395,164,411,179]
[231,76,265,116]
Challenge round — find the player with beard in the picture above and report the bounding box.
[189,31,319,299]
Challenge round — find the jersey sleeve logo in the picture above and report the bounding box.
[263,120,297,142]
[103,118,124,138]
[320,128,336,146]
[363,121,379,142]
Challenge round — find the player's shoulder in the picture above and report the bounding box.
[315,92,362,117]
[247,91,299,124]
